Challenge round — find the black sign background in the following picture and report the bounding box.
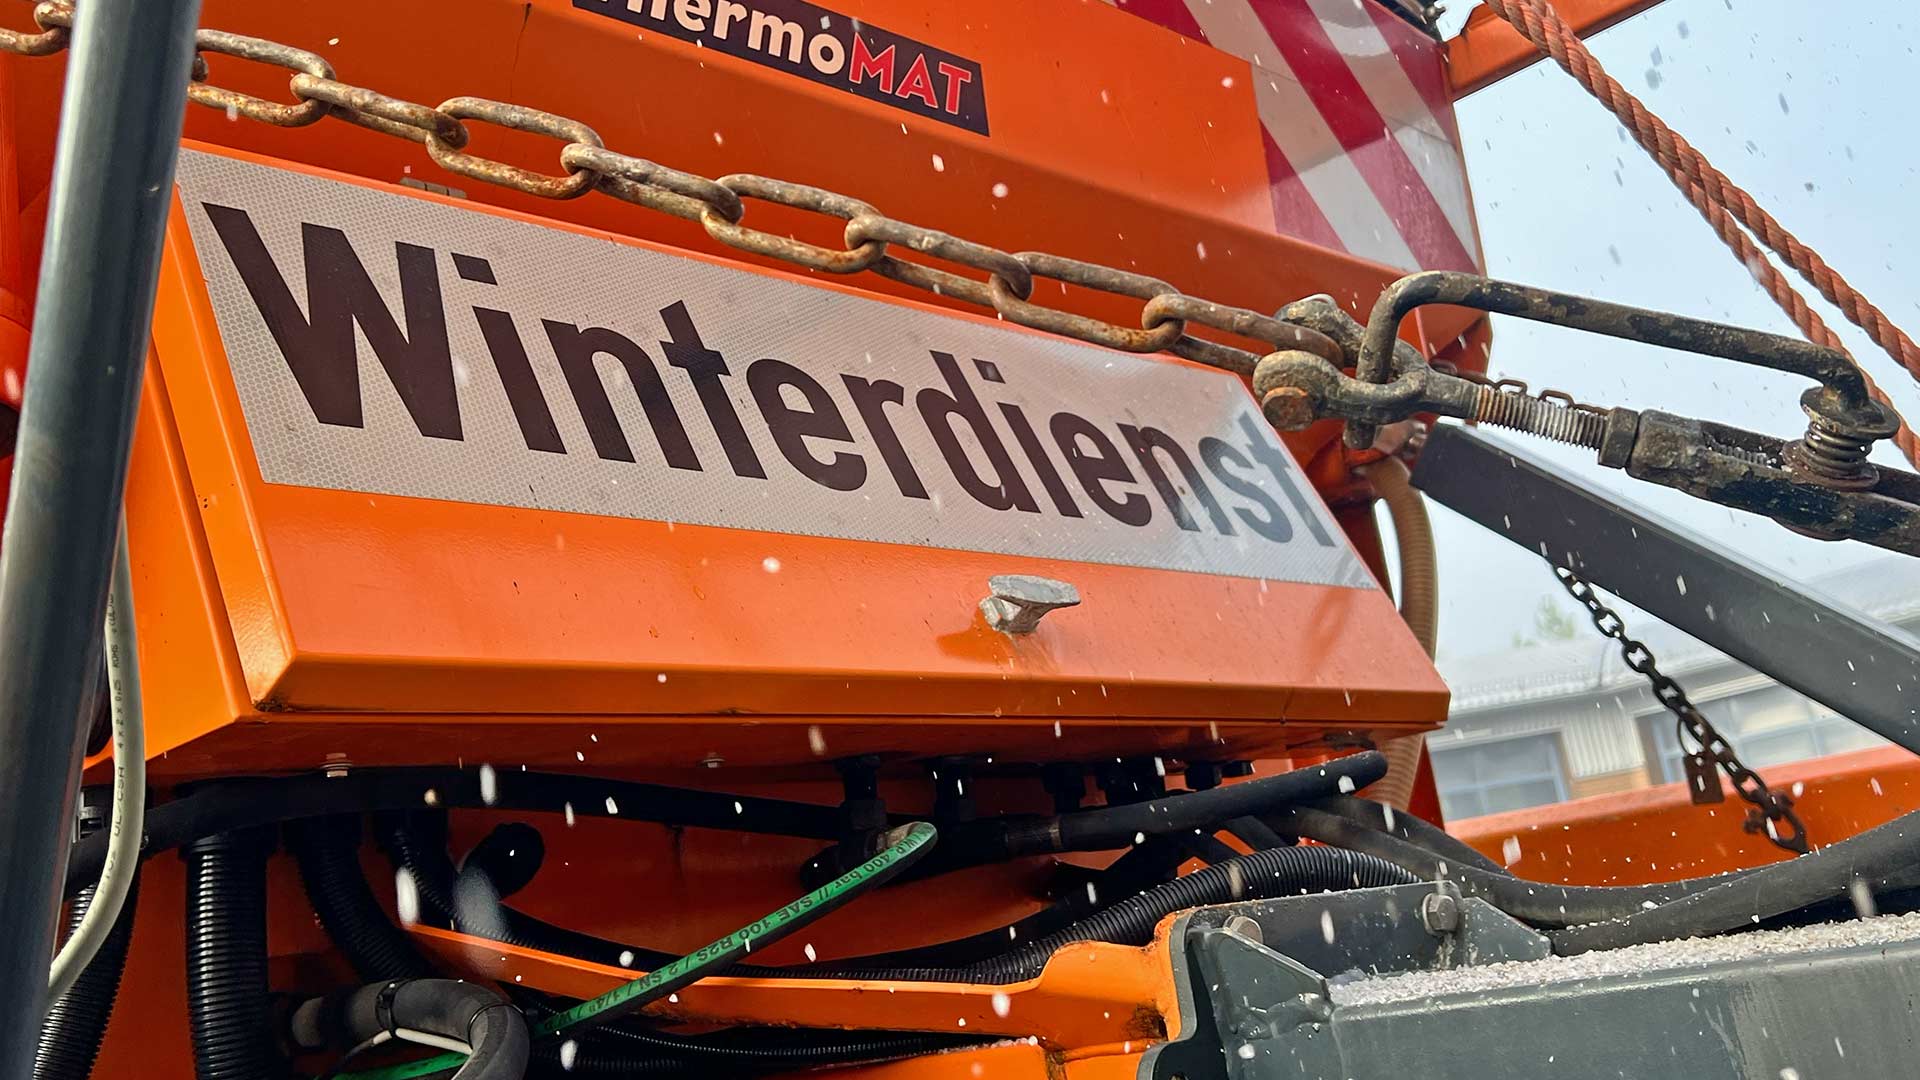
[575,0,989,135]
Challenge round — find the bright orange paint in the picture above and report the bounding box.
[1447,0,1669,96]
[1452,745,1920,884]
[414,926,1166,1050]
[2,0,1504,1076]
[137,141,1449,779]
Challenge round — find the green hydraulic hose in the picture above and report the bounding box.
[335,822,938,1080]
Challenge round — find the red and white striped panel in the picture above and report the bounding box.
[1115,0,1482,273]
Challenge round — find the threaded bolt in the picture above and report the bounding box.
[1472,387,1607,449]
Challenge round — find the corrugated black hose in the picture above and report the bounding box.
[33,872,141,1080]
[183,829,278,1080]
[288,816,434,982]
[906,845,1418,984]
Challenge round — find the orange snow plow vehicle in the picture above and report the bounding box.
[4,1,1920,1078]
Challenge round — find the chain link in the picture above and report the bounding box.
[0,0,66,55]
[1552,564,1809,854]
[0,6,1343,374]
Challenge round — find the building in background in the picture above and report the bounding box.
[1430,558,1920,822]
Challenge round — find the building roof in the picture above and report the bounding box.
[1438,556,1920,714]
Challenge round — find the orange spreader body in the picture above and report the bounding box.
[0,0,1495,1076]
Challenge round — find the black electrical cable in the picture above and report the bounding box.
[1179,831,1245,866]
[183,829,279,1080]
[1302,795,1510,874]
[1224,816,1290,851]
[1268,804,1771,929]
[33,872,140,1080]
[376,812,1410,984]
[373,770,1390,978]
[817,845,1418,984]
[1550,807,1920,955]
[926,753,1389,872]
[73,757,1385,902]
[513,1001,984,1080]
[289,816,435,982]
[376,812,679,972]
[68,768,858,895]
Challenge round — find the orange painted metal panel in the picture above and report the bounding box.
[1448,0,1668,97]
[139,142,1448,776]
[1452,745,1920,884]
[415,926,1166,1051]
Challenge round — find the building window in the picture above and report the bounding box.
[1640,684,1885,784]
[1430,732,1570,820]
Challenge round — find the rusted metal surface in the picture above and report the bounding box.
[187,30,332,126]
[1347,271,1887,454]
[425,97,605,200]
[1251,269,1920,555]
[0,0,66,55]
[1624,411,1920,554]
[703,175,887,274]
[1252,294,1478,436]
[0,13,1342,382]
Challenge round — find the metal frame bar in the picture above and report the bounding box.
[0,0,201,1068]
[1411,423,1920,755]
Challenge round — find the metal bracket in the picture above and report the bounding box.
[979,575,1080,634]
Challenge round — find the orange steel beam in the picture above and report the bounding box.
[1447,0,1667,97]
[1451,745,1920,885]
[412,926,1172,1051]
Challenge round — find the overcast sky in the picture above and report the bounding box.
[1394,0,1920,658]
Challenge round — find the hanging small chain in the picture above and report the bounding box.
[0,0,1343,378]
[1552,565,1809,854]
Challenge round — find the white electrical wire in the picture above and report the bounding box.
[46,517,144,998]
[394,1028,473,1055]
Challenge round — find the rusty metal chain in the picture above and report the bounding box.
[0,1,1342,376]
[1551,564,1808,854]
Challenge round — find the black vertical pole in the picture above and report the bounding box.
[0,0,200,1072]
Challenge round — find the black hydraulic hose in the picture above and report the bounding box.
[378,812,1408,984]
[1225,816,1290,851]
[1550,807,1920,955]
[819,845,1417,984]
[1303,795,1510,874]
[73,758,1385,899]
[68,768,858,895]
[323,980,528,1080]
[1269,804,1765,928]
[376,812,677,971]
[183,830,278,1080]
[528,1024,983,1078]
[288,816,434,982]
[829,840,1189,969]
[33,872,141,1080]
[929,753,1389,872]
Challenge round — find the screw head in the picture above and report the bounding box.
[1419,892,1461,934]
[1224,915,1264,944]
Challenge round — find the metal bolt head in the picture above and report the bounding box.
[1419,891,1462,934]
[1260,385,1316,431]
[1223,915,1264,945]
[980,575,1080,635]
